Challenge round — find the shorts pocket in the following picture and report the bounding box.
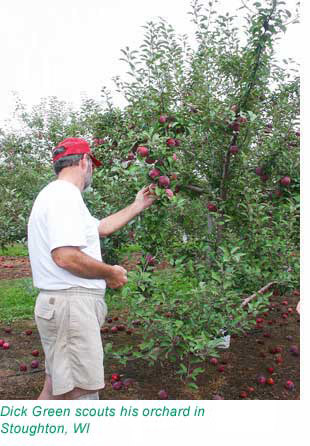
[34,294,57,342]
[95,298,108,327]
[35,301,55,320]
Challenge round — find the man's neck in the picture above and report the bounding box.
[57,168,84,192]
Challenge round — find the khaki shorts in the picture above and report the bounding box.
[34,287,107,396]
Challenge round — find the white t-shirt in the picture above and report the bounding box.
[27,179,106,291]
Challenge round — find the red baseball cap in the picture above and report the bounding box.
[52,138,102,167]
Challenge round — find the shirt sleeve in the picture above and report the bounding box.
[46,191,87,252]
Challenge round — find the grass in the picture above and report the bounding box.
[0,243,28,257]
[0,278,37,323]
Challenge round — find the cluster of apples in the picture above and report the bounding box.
[124,115,183,201]
[1,336,40,371]
[110,373,134,391]
[255,167,292,189]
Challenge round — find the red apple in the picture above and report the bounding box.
[101,327,109,333]
[145,157,156,164]
[166,138,176,147]
[231,121,240,132]
[31,360,39,369]
[165,189,174,199]
[137,146,149,157]
[116,324,126,331]
[4,327,12,334]
[111,326,118,333]
[146,254,156,265]
[31,349,39,357]
[0,339,4,347]
[127,152,135,160]
[210,357,218,366]
[280,176,291,186]
[149,168,161,180]
[158,176,170,188]
[3,342,10,350]
[111,373,121,381]
[207,203,217,212]
[267,367,274,374]
[159,115,168,123]
[257,375,266,384]
[112,381,123,390]
[239,391,248,398]
[289,345,299,356]
[218,365,225,373]
[275,355,283,364]
[19,363,27,372]
[275,189,283,198]
[158,389,168,399]
[229,145,239,154]
[266,377,274,385]
[25,330,32,336]
[284,380,295,390]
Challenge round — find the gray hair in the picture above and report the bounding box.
[53,154,84,175]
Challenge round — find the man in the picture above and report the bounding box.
[27,137,156,400]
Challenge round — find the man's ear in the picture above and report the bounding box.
[80,154,88,168]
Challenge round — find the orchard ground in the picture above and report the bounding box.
[0,254,300,400]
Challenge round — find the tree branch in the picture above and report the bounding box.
[241,281,277,307]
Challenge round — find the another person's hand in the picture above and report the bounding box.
[106,265,128,289]
[296,301,300,314]
[134,186,157,211]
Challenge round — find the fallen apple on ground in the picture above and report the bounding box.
[158,390,168,399]
[31,360,39,369]
[112,381,123,390]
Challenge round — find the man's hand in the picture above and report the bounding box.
[105,265,128,289]
[134,185,157,212]
[98,185,157,237]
